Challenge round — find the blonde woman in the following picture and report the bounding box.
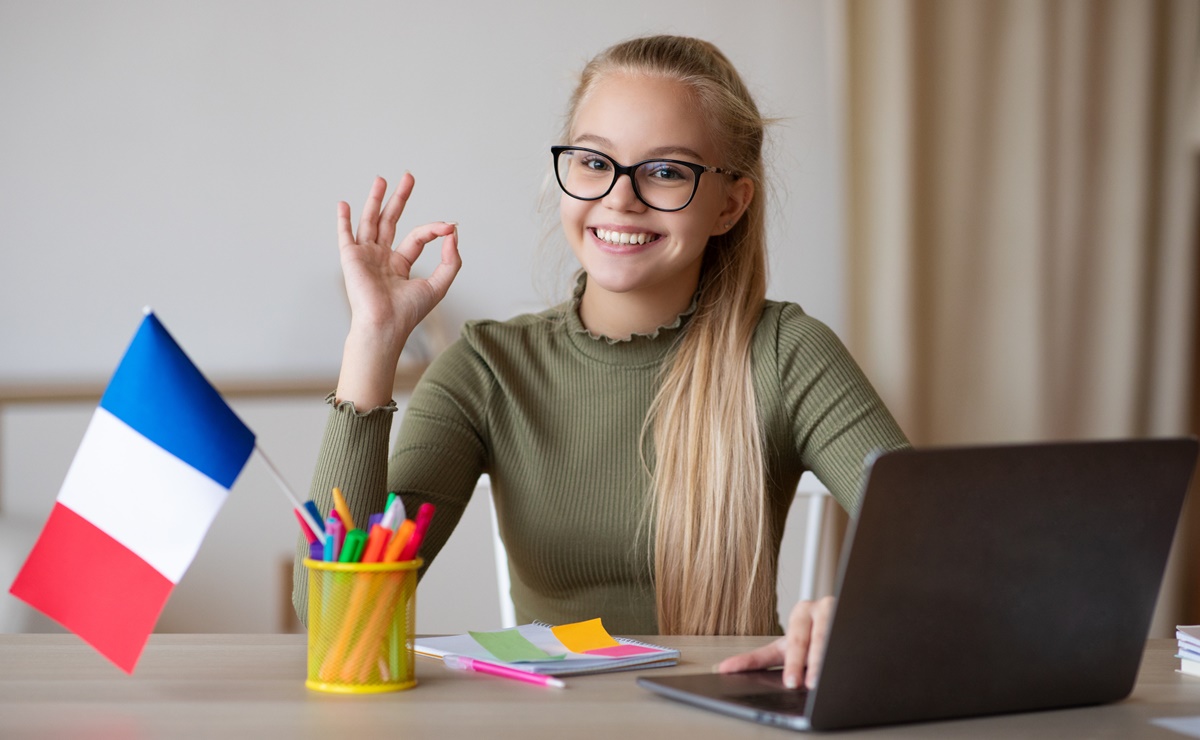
[295,35,908,691]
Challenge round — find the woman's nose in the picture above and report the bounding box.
[602,173,647,211]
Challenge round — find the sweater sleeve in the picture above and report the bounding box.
[775,304,909,515]
[291,333,494,625]
[291,396,398,625]
[385,332,493,578]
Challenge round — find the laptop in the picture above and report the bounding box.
[637,438,1199,731]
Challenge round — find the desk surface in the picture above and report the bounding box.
[1,634,1197,739]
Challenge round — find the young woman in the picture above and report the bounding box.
[294,35,908,690]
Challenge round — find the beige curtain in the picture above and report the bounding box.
[840,0,1199,635]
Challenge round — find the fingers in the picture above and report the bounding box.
[393,221,458,268]
[717,598,837,692]
[336,174,460,301]
[356,176,389,246]
[715,638,785,675]
[336,201,354,248]
[804,596,836,689]
[376,172,415,248]
[782,602,816,690]
[423,224,462,300]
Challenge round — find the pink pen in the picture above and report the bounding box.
[443,654,565,689]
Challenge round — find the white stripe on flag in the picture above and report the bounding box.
[56,407,230,584]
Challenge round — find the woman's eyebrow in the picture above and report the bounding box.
[573,133,706,163]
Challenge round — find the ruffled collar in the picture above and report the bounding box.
[560,272,698,367]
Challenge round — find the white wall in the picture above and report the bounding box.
[0,1,843,634]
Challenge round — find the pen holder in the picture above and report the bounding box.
[303,557,422,694]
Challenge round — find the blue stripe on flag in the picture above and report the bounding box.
[99,313,255,489]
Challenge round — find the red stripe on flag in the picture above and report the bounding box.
[9,502,174,673]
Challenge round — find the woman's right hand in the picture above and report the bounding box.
[716,596,836,690]
[334,174,461,408]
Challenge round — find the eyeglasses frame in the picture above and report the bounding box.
[550,145,740,213]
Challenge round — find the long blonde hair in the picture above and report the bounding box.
[564,36,774,635]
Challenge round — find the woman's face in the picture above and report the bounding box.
[559,73,744,302]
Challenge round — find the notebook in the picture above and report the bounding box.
[638,438,1199,731]
[415,620,678,676]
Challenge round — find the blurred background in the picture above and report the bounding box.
[1,0,1197,639]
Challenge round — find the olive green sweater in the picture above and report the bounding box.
[293,288,908,634]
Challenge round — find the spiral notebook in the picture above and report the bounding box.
[414,619,678,676]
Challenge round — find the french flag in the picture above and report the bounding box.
[9,311,254,673]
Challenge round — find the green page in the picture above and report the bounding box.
[468,628,566,663]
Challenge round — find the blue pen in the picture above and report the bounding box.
[309,540,324,561]
[303,501,326,535]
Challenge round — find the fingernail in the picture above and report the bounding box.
[711,663,722,673]
[784,674,798,689]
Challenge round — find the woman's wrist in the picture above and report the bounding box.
[334,325,409,409]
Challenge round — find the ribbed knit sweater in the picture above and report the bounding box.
[292,285,908,635]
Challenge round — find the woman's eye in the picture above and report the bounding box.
[645,163,687,182]
[581,156,612,172]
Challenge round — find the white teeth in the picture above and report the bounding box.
[595,229,656,246]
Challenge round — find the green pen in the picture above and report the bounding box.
[338,529,368,563]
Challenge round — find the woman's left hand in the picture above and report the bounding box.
[715,596,836,690]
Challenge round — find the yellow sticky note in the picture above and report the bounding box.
[551,618,621,653]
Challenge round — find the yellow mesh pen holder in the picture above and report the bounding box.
[304,557,422,694]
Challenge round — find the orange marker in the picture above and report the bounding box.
[331,487,356,531]
[382,520,416,563]
[362,524,393,563]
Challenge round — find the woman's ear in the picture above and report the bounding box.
[712,176,755,234]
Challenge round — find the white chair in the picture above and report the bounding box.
[481,475,518,628]
[485,472,834,629]
[793,471,832,603]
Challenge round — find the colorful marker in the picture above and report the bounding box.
[323,516,344,562]
[294,510,319,544]
[362,523,393,563]
[303,500,325,535]
[331,487,356,532]
[443,654,565,689]
[338,529,367,563]
[383,519,416,563]
[398,503,436,561]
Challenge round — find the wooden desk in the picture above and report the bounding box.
[0,635,1196,739]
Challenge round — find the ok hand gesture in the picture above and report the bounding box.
[335,174,461,408]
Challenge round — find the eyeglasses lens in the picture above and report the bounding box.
[555,148,697,211]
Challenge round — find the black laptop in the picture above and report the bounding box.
[638,438,1198,731]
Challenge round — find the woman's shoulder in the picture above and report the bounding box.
[751,300,862,379]
[755,300,840,344]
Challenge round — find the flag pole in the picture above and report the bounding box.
[255,444,326,545]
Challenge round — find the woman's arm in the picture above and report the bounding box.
[292,174,462,623]
[720,304,909,689]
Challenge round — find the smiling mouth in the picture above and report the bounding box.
[591,228,663,246]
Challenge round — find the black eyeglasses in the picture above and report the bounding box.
[551,146,738,212]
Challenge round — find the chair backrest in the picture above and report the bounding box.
[483,476,518,628]
[793,471,832,603]
[484,472,834,630]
